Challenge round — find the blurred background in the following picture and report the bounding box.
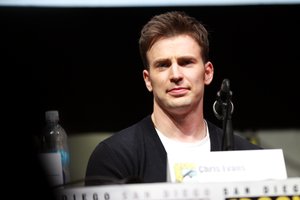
[1,0,299,197]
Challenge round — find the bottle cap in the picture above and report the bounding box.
[45,110,59,122]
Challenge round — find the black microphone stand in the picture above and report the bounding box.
[213,79,235,150]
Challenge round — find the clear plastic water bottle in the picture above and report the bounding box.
[41,110,70,185]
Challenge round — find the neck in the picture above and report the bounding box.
[152,103,207,142]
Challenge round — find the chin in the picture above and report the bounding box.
[167,100,193,111]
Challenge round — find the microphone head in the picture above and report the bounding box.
[213,78,234,120]
[217,78,232,101]
[221,79,230,93]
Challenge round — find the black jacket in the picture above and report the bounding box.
[85,115,261,185]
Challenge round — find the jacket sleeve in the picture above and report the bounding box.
[85,141,132,186]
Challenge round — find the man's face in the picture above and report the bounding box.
[143,34,213,114]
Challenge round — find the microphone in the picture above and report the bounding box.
[213,79,234,120]
[218,79,231,102]
[212,78,235,150]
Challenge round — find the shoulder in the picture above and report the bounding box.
[206,120,262,150]
[94,115,154,151]
[234,134,262,150]
[107,115,153,141]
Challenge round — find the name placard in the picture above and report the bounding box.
[55,177,300,200]
[167,149,287,183]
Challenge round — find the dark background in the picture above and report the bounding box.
[2,5,300,135]
[1,4,299,198]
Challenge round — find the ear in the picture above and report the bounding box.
[204,61,214,85]
[143,69,153,92]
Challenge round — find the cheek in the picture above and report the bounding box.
[188,70,205,83]
[145,74,161,92]
[151,78,164,90]
[150,72,167,85]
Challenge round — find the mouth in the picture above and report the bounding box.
[167,87,189,96]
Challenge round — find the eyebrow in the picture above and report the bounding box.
[152,56,197,66]
[178,56,197,62]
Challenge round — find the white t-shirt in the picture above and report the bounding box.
[156,120,211,182]
[156,120,211,154]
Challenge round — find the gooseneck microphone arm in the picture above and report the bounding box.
[213,79,235,150]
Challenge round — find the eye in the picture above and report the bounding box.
[158,63,168,68]
[155,60,171,68]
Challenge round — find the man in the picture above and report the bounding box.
[85,11,260,185]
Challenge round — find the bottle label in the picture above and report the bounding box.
[58,149,70,168]
[38,152,64,186]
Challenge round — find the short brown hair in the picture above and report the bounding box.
[139,11,210,69]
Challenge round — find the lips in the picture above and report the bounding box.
[167,87,189,96]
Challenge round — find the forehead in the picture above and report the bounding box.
[147,35,201,60]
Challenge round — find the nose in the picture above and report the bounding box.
[170,64,183,83]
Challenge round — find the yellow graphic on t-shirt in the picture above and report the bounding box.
[174,163,198,183]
